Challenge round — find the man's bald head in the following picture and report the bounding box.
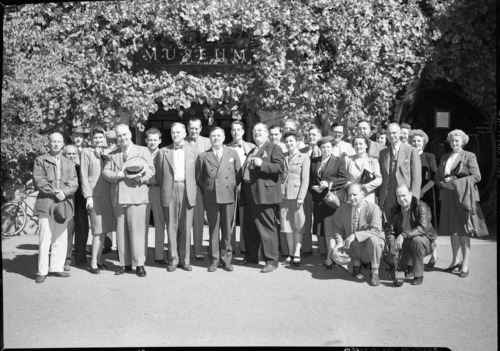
[63,144,78,162]
[48,132,64,154]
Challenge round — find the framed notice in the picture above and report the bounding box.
[435,110,450,129]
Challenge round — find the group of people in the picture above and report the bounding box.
[32,117,488,286]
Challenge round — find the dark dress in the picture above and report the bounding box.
[419,152,438,228]
[309,155,347,237]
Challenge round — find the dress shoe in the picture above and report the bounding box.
[260,264,277,273]
[370,273,380,286]
[178,264,193,271]
[405,265,415,279]
[301,251,313,257]
[88,266,101,274]
[195,254,204,261]
[64,263,71,272]
[222,264,234,272]
[236,259,256,266]
[412,276,424,285]
[292,256,301,267]
[35,275,46,283]
[282,256,292,265]
[207,264,218,272]
[352,265,363,280]
[166,265,177,272]
[155,259,167,266]
[444,262,463,273]
[136,266,147,277]
[97,263,108,270]
[115,265,132,275]
[459,269,469,278]
[49,271,70,277]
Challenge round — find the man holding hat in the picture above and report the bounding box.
[33,132,78,283]
[102,124,155,277]
[331,182,384,286]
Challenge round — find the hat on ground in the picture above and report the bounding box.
[123,156,149,178]
[105,130,117,140]
[71,126,89,135]
[317,135,334,147]
[330,247,352,265]
[49,200,74,224]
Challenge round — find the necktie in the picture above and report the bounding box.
[53,155,61,188]
[352,208,360,234]
[317,160,326,178]
[123,148,128,162]
[215,149,222,162]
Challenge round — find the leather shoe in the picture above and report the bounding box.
[64,263,71,272]
[88,266,101,274]
[412,276,424,285]
[35,275,46,283]
[195,254,204,261]
[236,259,255,266]
[49,271,70,277]
[166,265,177,272]
[136,266,147,277]
[207,264,218,272]
[222,264,234,272]
[352,265,363,280]
[97,263,108,270]
[260,264,277,273]
[405,265,415,279]
[115,265,132,275]
[155,259,167,266]
[370,273,380,286]
[178,264,193,271]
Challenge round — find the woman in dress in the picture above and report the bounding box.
[280,132,310,267]
[309,136,347,267]
[80,127,116,274]
[435,129,487,277]
[411,129,438,266]
[344,134,382,204]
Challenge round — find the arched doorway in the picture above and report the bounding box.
[395,81,496,202]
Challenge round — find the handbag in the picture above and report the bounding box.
[324,189,340,209]
[360,158,376,184]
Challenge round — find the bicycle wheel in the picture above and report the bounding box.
[1,203,27,236]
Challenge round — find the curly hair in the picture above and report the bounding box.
[351,134,371,154]
[447,129,469,145]
[410,129,429,146]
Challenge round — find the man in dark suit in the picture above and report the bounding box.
[379,123,421,221]
[102,124,155,277]
[357,120,385,159]
[385,184,437,285]
[225,121,255,255]
[155,123,199,272]
[238,123,286,273]
[196,127,242,272]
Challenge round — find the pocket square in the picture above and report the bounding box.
[229,157,234,163]
[262,151,268,158]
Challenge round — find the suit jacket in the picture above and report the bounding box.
[240,141,286,205]
[299,145,321,158]
[368,140,386,159]
[226,140,256,160]
[309,154,347,204]
[33,152,78,216]
[378,143,421,207]
[101,144,154,206]
[332,200,384,244]
[434,150,481,202]
[80,148,111,199]
[155,141,198,207]
[282,152,310,201]
[196,146,242,205]
[186,135,212,153]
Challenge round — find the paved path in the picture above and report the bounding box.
[1,226,497,349]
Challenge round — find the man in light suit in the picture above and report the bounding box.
[357,120,385,159]
[196,127,242,272]
[378,123,421,221]
[226,120,255,255]
[186,118,212,260]
[144,128,167,265]
[332,183,384,286]
[102,124,155,277]
[238,123,286,273]
[299,126,322,257]
[330,122,355,158]
[155,123,199,272]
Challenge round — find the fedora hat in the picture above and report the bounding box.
[49,200,74,224]
[123,156,149,178]
[71,126,89,135]
[330,247,351,265]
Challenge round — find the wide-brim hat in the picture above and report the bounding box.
[123,156,149,178]
[330,247,352,265]
[49,200,74,224]
[317,135,334,147]
[72,126,89,135]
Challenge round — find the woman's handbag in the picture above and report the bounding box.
[324,189,341,209]
[360,168,375,184]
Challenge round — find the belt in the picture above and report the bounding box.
[147,184,160,187]
[174,180,185,183]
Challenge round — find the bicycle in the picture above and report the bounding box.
[1,187,39,236]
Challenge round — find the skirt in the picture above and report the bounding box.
[438,189,471,237]
[279,199,306,234]
[88,196,116,234]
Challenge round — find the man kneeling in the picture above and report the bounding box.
[331,183,384,286]
[386,184,437,285]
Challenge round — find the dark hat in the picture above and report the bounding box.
[49,200,74,224]
[317,135,334,147]
[330,248,352,265]
[123,156,149,178]
[71,126,89,135]
[105,130,117,139]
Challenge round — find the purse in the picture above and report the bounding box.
[324,189,340,209]
[360,169,375,184]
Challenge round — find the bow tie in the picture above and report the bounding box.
[234,143,243,148]
[174,144,184,150]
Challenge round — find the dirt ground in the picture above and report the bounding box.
[1,225,497,349]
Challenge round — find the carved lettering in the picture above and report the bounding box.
[164,48,176,60]
[199,48,207,61]
[233,49,246,62]
[215,48,226,62]
[145,48,157,60]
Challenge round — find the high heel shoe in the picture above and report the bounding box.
[88,266,101,274]
[459,268,469,278]
[282,256,292,265]
[292,256,301,267]
[444,262,463,273]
